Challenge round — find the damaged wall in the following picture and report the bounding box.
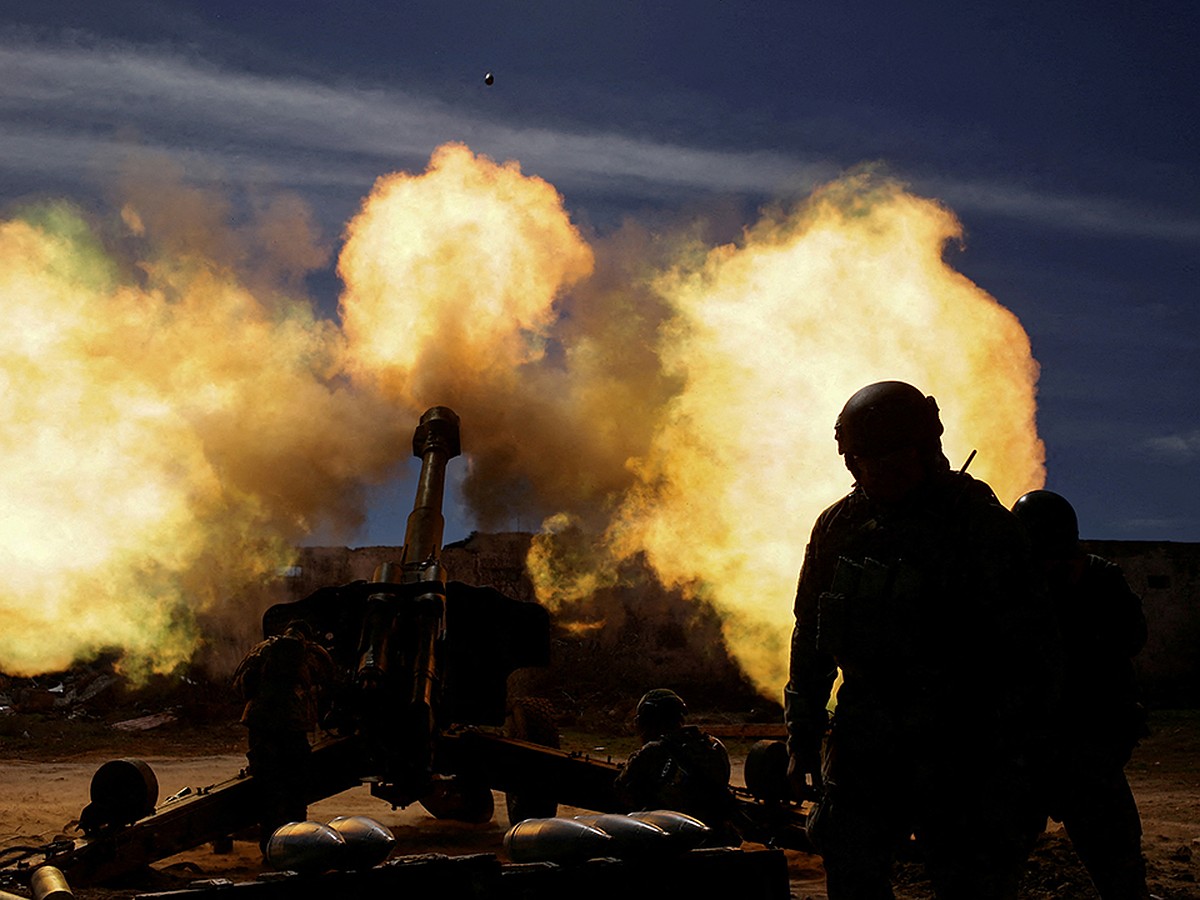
[280,537,1200,711]
[282,533,766,722]
[1086,540,1200,706]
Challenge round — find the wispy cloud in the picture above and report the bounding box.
[1112,516,1199,536]
[0,39,830,201]
[923,176,1200,244]
[3,36,1200,245]
[1141,430,1200,465]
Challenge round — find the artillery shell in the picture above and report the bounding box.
[627,809,712,849]
[503,817,612,864]
[326,815,396,869]
[264,821,346,874]
[572,814,672,855]
[30,865,73,900]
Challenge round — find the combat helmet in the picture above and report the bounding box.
[1011,490,1080,559]
[834,381,944,458]
[635,688,687,729]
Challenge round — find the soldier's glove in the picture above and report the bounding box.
[783,683,827,802]
[786,741,824,802]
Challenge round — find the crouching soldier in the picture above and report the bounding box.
[615,688,740,846]
[233,619,336,853]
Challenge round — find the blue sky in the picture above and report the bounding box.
[2,0,1197,542]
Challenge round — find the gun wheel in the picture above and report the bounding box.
[504,697,560,823]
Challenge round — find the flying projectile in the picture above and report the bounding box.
[484,71,494,85]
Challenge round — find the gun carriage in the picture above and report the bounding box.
[0,407,804,897]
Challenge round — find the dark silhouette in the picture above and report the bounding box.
[615,688,740,846]
[1013,489,1151,900]
[232,620,336,852]
[785,381,1060,899]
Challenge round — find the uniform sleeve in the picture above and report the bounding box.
[615,742,671,810]
[308,642,337,684]
[784,518,838,750]
[232,643,263,700]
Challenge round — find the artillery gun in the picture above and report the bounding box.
[256,405,559,822]
[0,407,806,896]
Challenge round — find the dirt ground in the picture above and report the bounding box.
[0,709,1197,899]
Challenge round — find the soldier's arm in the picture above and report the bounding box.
[231,644,263,699]
[614,742,670,810]
[785,527,837,725]
[784,528,837,797]
[310,643,337,682]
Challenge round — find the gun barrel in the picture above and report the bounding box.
[356,407,460,683]
[401,406,461,575]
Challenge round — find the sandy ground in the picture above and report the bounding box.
[1,711,1198,899]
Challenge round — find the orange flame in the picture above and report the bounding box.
[338,143,594,408]
[528,174,1044,694]
[337,144,641,529]
[1,144,1043,699]
[336,149,1043,697]
[0,190,404,679]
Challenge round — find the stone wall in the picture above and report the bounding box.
[1085,540,1200,706]
[278,534,764,723]
[274,536,1200,712]
[281,533,540,602]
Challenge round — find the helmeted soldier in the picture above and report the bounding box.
[232,619,336,852]
[1012,489,1150,900]
[785,380,1059,899]
[614,688,739,846]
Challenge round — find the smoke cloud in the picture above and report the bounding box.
[1,144,1043,696]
